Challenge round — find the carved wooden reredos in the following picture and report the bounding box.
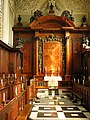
[30,14,75,77]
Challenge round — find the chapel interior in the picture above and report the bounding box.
[0,0,90,120]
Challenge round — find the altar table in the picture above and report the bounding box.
[44,76,62,87]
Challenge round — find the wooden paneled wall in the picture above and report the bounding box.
[22,41,33,74]
[71,29,90,78]
[0,49,9,73]
[12,27,35,77]
[0,40,22,75]
[12,15,90,81]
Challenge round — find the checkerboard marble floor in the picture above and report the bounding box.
[28,91,90,120]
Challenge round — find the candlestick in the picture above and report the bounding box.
[74,78,75,82]
[83,80,85,85]
[21,76,22,81]
[78,79,79,84]
[8,74,10,78]
[15,74,16,78]
[3,74,5,79]
[22,83,24,90]
[15,86,18,95]
[1,79,3,85]
[3,92,5,101]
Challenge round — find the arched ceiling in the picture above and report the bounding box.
[12,0,90,27]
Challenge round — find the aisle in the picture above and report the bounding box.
[28,91,90,120]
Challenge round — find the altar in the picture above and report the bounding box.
[44,76,62,96]
[44,76,62,87]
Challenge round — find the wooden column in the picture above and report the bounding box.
[65,32,72,80]
[36,39,38,75]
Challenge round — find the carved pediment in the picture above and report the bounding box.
[30,15,75,30]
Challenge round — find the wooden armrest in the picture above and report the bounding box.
[16,104,32,120]
[71,90,82,99]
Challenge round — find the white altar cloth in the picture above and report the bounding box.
[44,76,62,87]
[44,76,62,81]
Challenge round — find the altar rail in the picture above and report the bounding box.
[36,81,48,89]
[35,79,71,92]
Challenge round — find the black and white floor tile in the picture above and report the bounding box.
[28,90,90,120]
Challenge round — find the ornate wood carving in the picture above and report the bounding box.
[30,15,75,30]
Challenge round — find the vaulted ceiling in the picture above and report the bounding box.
[11,0,90,27]
[14,0,90,12]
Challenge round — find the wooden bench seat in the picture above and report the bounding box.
[16,104,32,120]
[70,90,83,105]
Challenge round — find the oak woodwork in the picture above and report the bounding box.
[13,14,90,83]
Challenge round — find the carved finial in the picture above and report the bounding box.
[81,15,88,27]
[82,15,86,23]
[50,3,54,11]
[49,3,54,15]
[17,15,22,26]
[18,15,22,23]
